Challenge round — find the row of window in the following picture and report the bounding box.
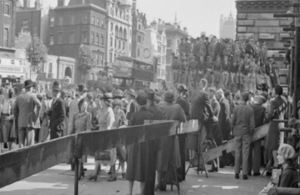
[3,3,10,16]
[110,37,126,50]
[111,23,127,39]
[49,31,105,46]
[3,27,9,47]
[50,15,105,28]
[110,7,129,22]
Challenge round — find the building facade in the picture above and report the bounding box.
[48,0,107,84]
[219,13,236,40]
[105,0,132,67]
[157,19,188,83]
[0,0,17,58]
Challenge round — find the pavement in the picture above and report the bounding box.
[0,157,269,195]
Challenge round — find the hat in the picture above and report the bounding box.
[136,94,148,107]
[24,79,35,88]
[77,84,88,92]
[146,89,155,101]
[164,91,175,103]
[126,89,136,98]
[241,92,249,102]
[177,84,188,93]
[101,93,113,106]
[278,144,296,160]
[113,89,124,99]
[52,81,61,91]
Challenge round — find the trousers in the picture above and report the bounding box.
[234,133,251,175]
[248,139,261,174]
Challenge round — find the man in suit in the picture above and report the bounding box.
[49,81,66,139]
[14,80,41,148]
[125,89,138,121]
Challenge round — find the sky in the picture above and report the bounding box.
[42,0,236,37]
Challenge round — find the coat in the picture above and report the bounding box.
[49,98,67,139]
[157,102,186,172]
[125,107,154,182]
[13,91,41,129]
[218,97,232,137]
[190,89,214,123]
[231,103,255,136]
[176,96,190,120]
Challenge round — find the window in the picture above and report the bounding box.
[82,15,88,24]
[157,57,161,64]
[69,32,75,43]
[3,28,9,47]
[138,24,141,30]
[49,35,54,45]
[4,4,10,16]
[70,16,75,25]
[167,39,172,47]
[101,19,104,28]
[58,32,63,44]
[91,16,95,25]
[115,38,117,48]
[123,29,127,39]
[137,35,142,43]
[110,37,113,47]
[58,17,63,26]
[33,26,38,36]
[137,48,140,57]
[109,53,112,62]
[119,40,121,49]
[99,53,104,65]
[96,34,99,45]
[48,62,53,73]
[22,20,29,29]
[50,17,55,27]
[110,23,113,31]
[126,15,129,21]
[94,51,99,64]
[82,31,88,43]
[123,41,125,49]
[11,60,14,64]
[158,45,162,53]
[114,54,116,62]
[91,32,94,43]
[96,18,99,26]
[101,35,104,46]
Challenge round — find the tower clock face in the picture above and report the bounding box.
[143,48,151,58]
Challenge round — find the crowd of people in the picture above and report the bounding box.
[172,36,282,93]
[0,69,298,194]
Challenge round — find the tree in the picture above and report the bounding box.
[26,35,48,76]
[78,44,96,82]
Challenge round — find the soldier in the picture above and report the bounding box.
[184,37,192,59]
[208,36,217,60]
[204,55,214,87]
[179,38,186,60]
[215,38,225,59]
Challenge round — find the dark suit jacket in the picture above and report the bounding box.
[49,98,66,139]
[218,97,231,133]
[190,89,213,122]
[176,97,190,120]
[126,100,138,121]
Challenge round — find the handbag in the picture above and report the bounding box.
[95,150,111,161]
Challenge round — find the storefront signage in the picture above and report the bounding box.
[113,66,132,78]
[0,66,22,72]
[132,68,154,82]
[259,33,275,40]
[236,33,254,40]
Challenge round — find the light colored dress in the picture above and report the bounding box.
[98,107,116,166]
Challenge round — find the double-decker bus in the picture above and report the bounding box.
[112,56,154,90]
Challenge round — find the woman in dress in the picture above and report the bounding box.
[126,94,154,195]
[89,93,116,182]
[39,91,53,143]
[70,98,92,180]
[112,99,127,178]
[0,88,15,153]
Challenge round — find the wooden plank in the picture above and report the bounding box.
[237,20,255,26]
[256,20,280,27]
[76,121,181,156]
[237,27,247,33]
[145,120,199,134]
[202,124,269,163]
[0,135,75,188]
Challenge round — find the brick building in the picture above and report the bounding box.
[0,0,17,58]
[48,0,107,83]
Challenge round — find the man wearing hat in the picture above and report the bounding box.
[231,92,255,180]
[49,81,67,139]
[14,79,41,147]
[125,89,138,121]
[248,95,266,176]
[68,84,87,135]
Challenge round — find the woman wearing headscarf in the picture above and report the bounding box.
[69,98,92,180]
[89,93,116,182]
[126,93,154,195]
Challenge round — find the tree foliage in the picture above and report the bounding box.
[78,44,96,76]
[26,35,48,70]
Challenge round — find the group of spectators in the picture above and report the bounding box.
[0,76,298,195]
[173,36,281,93]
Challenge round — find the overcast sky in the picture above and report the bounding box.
[43,0,236,37]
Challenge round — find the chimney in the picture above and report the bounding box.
[183,27,187,33]
[58,0,66,6]
[158,18,161,25]
[23,0,30,8]
[35,0,41,10]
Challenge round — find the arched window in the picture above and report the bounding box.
[115,8,118,17]
[123,29,127,39]
[115,25,118,37]
[48,62,53,73]
[119,27,123,39]
[137,48,140,57]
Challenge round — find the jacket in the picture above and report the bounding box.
[190,89,214,122]
[231,103,255,136]
[13,91,41,129]
[49,98,67,139]
[218,97,231,132]
[176,96,190,120]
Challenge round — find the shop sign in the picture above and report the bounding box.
[113,66,132,78]
[132,68,154,82]
[0,66,22,72]
[259,33,275,40]
[236,33,254,40]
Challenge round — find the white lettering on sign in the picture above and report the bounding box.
[0,66,22,72]
[259,33,275,40]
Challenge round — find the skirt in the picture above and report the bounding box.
[0,114,13,143]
